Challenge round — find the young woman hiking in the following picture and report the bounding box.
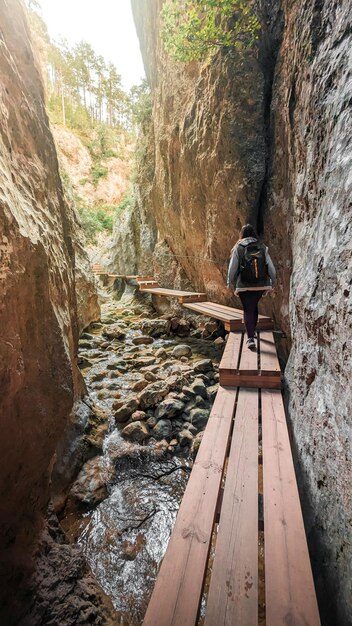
[227,224,276,350]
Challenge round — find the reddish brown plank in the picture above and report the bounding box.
[238,332,258,372]
[220,373,282,389]
[262,390,321,626]
[205,388,259,626]
[143,386,237,626]
[220,332,243,370]
[259,332,281,375]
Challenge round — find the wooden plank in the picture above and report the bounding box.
[220,332,243,370]
[183,302,237,322]
[259,332,281,374]
[205,388,259,626]
[262,390,321,626]
[225,319,274,332]
[143,386,237,626]
[220,373,282,389]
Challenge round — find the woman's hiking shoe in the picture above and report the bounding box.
[246,338,256,351]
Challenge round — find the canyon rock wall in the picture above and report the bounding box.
[129,0,284,312]
[0,0,99,620]
[266,1,352,623]
[130,0,351,623]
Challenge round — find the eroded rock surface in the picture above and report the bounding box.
[0,1,100,621]
[127,1,352,623]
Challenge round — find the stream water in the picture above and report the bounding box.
[62,290,223,624]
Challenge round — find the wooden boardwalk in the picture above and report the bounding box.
[94,270,320,625]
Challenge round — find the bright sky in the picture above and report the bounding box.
[39,0,145,90]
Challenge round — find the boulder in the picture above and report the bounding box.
[141,319,171,337]
[122,421,150,443]
[132,335,154,345]
[138,381,170,409]
[70,457,113,505]
[102,324,126,340]
[114,398,139,423]
[172,344,192,358]
[155,398,185,420]
[189,408,210,429]
[178,429,194,447]
[191,431,204,457]
[131,410,147,422]
[193,359,213,374]
[152,419,172,439]
[189,378,208,399]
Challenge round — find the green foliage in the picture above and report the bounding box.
[77,198,131,243]
[129,80,153,132]
[91,164,108,186]
[161,0,260,62]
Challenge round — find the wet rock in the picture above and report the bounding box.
[170,317,180,331]
[172,344,192,358]
[131,410,147,422]
[177,319,190,336]
[152,419,172,439]
[132,379,149,392]
[121,421,150,443]
[179,430,194,447]
[165,374,188,393]
[144,371,157,382]
[133,356,157,368]
[132,335,154,345]
[114,398,139,423]
[138,381,170,409]
[193,359,213,374]
[146,415,157,428]
[214,336,225,345]
[191,431,204,457]
[189,408,210,430]
[70,457,113,505]
[155,398,185,420]
[155,347,168,359]
[89,322,104,330]
[182,422,198,435]
[140,319,171,337]
[207,384,219,401]
[189,378,208,399]
[195,395,209,409]
[102,324,126,340]
[190,329,202,339]
[121,534,146,561]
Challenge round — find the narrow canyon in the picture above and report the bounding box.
[0,0,351,625]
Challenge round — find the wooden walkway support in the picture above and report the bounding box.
[219,330,282,389]
[183,300,273,332]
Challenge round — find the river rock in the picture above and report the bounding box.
[189,408,210,429]
[177,319,191,336]
[131,410,147,422]
[189,378,208,399]
[146,415,157,428]
[193,359,213,373]
[114,398,139,423]
[102,324,126,340]
[138,381,170,409]
[140,319,171,337]
[155,398,185,420]
[132,379,149,392]
[121,421,150,443]
[207,384,219,401]
[152,419,172,439]
[182,422,198,435]
[172,344,192,358]
[155,347,168,359]
[178,429,194,447]
[132,335,154,345]
[70,457,113,505]
[191,431,204,457]
[214,336,225,345]
[133,356,157,368]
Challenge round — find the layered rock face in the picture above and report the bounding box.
[0,0,99,619]
[130,0,351,623]
[266,1,352,623]
[129,0,281,305]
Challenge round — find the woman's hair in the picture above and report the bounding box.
[239,223,257,239]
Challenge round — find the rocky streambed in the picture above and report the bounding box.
[60,289,225,624]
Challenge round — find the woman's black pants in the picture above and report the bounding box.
[238,291,264,338]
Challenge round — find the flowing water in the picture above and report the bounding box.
[62,294,223,623]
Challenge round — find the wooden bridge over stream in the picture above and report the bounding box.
[92,266,321,626]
